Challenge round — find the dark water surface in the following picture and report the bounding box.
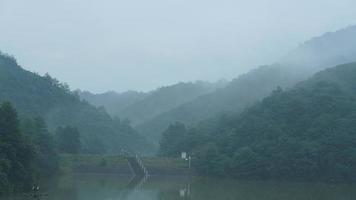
[2,173,356,200]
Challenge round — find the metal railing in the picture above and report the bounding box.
[121,149,149,178]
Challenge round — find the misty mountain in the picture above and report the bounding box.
[80,80,228,125]
[119,80,228,125]
[280,25,356,71]
[0,52,152,154]
[138,25,356,144]
[78,90,147,118]
[160,62,356,181]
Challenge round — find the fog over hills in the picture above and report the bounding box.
[80,25,356,145]
[0,53,153,154]
[279,25,356,72]
[3,24,355,154]
[78,90,147,119]
[2,0,356,192]
[160,62,356,181]
[2,0,356,93]
[136,25,356,144]
[80,80,228,125]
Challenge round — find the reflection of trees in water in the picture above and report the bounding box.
[120,176,192,200]
[179,179,356,200]
[23,176,78,200]
[158,190,183,200]
[119,175,149,200]
[47,175,79,200]
[22,175,356,200]
[47,174,128,200]
[157,183,191,200]
[127,175,148,189]
[52,187,78,200]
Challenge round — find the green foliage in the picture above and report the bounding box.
[0,102,59,194]
[159,122,188,157]
[59,154,129,173]
[137,65,322,143]
[55,126,81,154]
[160,63,356,182]
[138,26,356,144]
[21,117,59,178]
[81,135,106,154]
[0,103,33,193]
[0,52,153,154]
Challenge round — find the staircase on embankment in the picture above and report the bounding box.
[125,153,149,177]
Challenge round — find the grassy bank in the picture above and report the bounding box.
[142,157,191,175]
[60,154,191,175]
[60,154,131,174]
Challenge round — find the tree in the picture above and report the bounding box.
[55,126,81,154]
[0,102,33,193]
[159,122,187,157]
[21,117,59,177]
[165,63,356,182]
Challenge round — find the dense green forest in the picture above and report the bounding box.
[78,26,356,147]
[0,52,153,154]
[138,25,356,144]
[160,62,356,182]
[55,126,81,154]
[0,102,58,194]
[139,65,305,143]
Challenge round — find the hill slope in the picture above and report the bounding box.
[119,81,227,125]
[80,80,227,126]
[0,53,152,154]
[138,25,356,144]
[78,90,147,118]
[161,62,356,181]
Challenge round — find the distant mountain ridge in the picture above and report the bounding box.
[118,80,228,125]
[137,25,356,144]
[280,25,356,70]
[78,90,147,119]
[80,80,228,125]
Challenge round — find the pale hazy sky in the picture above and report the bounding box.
[1,0,356,93]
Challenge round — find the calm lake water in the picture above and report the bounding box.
[2,173,356,200]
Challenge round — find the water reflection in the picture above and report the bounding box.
[1,174,356,200]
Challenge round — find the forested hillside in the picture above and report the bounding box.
[0,102,58,194]
[138,25,356,144]
[160,62,356,181]
[118,81,227,125]
[0,53,152,154]
[80,81,227,126]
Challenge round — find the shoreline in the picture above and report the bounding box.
[60,154,192,176]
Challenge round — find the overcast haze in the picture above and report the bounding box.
[1,0,356,93]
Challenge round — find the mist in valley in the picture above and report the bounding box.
[1,0,356,199]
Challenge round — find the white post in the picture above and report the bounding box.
[188,156,191,169]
